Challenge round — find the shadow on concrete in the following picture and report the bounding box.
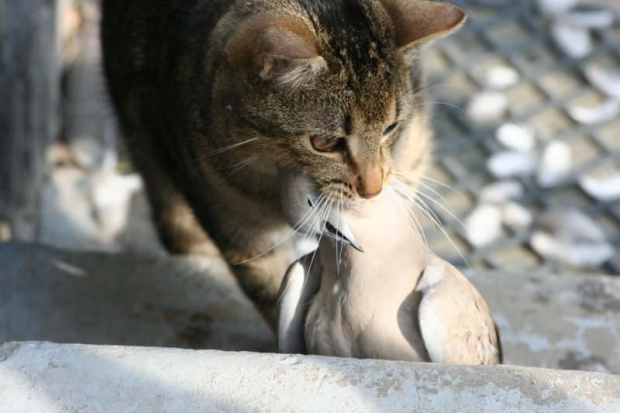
[0,243,275,352]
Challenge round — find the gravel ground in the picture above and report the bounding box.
[420,0,619,275]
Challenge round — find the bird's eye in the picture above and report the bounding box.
[383,123,398,135]
[310,135,345,153]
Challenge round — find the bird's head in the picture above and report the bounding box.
[279,168,363,252]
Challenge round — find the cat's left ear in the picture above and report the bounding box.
[226,18,327,88]
[379,0,467,49]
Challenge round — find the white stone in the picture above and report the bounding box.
[568,99,620,125]
[585,63,620,99]
[537,0,580,15]
[483,66,520,90]
[38,167,112,252]
[487,151,538,178]
[502,203,534,228]
[496,123,537,152]
[531,231,614,268]
[71,137,105,169]
[91,172,143,240]
[541,208,606,243]
[465,204,503,247]
[564,9,616,29]
[479,180,525,204]
[551,22,593,59]
[538,141,572,188]
[580,174,620,201]
[466,92,509,125]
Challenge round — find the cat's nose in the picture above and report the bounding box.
[356,170,383,199]
[358,188,382,199]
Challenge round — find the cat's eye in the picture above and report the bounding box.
[383,123,398,135]
[311,135,345,153]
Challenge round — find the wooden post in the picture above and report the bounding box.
[0,0,61,240]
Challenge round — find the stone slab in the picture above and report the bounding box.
[1,342,618,413]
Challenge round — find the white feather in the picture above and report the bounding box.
[418,287,447,363]
[278,262,308,354]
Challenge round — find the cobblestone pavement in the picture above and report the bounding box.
[422,0,620,275]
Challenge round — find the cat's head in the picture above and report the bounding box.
[218,0,466,201]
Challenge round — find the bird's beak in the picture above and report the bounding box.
[306,196,364,253]
[324,220,364,253]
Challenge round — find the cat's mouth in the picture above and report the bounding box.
[307,196,364,253]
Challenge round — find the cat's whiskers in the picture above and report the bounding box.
[221,156,259,177]
[306,196,334,275]
[337,191,345,275]
[276,195,332,305]
[288,196,333,304]
[415,185,466,231]
[393,171,465,230]
[418,175,460,193]
[386,184,428,247]
[391,178,469,266]
[407,99,465,115]
[410,81,477,100]
[235,193,327,266]
[195,138,259,161]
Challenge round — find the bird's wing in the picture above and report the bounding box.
[276,256,321,354]
[416,256,502,365]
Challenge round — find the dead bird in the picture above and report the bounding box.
[277,169,502,364]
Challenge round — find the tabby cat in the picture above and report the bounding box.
[101,0,465,315]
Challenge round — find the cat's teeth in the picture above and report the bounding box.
[537,141,572,188]
[466,92,508,125]
[483,66,520,91]
[531,232,614,268]
[465,204,502,248]
[579,175,620,202]
[551,22,593,59]
[479,180,525,204]
[487,151,537,178]
[496,123,536,153]
[501,203,533,229]
[567,99,620,125]
[584,63,620,100]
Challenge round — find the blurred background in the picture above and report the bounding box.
[1,0,618,275]
[423,0,620,276]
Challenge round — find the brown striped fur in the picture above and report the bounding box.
[101,0,465,315]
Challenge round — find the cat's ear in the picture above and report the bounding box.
[379,0,467,49]
[226,19,326,88]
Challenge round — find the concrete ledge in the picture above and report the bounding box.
[2,242,620,373]
[0,243,275,352]
[1,342,619,413]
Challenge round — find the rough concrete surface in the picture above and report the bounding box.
[0,342,618,413]
[0,243,274,352]
[1,242,620,375]
[468,270,620,374]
